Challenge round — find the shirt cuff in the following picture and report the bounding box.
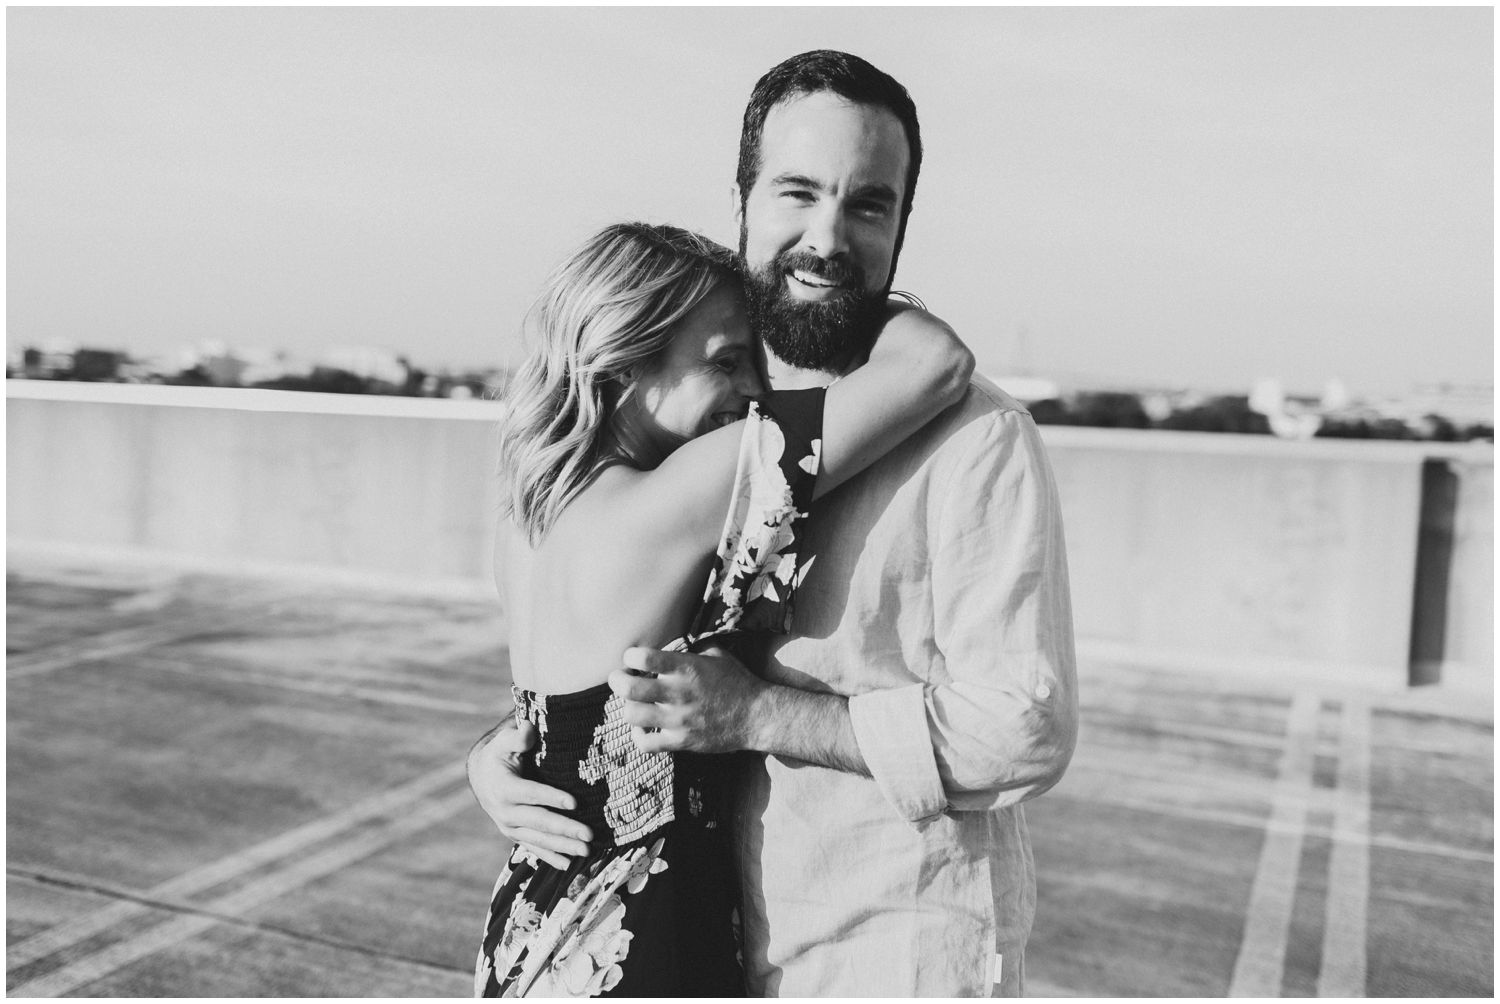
[848,683,947,823]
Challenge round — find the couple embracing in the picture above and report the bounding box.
[467,50,1078,998]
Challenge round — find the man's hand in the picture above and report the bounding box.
[467,718,592,869]
[609,646,768,754]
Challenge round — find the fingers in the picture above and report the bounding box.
[469,730,591,857]
[607,667,671,703]
[508,830,584,871]
[630,725,688,754]
[617,700,678,732]
[621,646,692,677]
[492,775,579,814]
[472,739,577,813]
[612,682,695,732]
[498,804,592,854]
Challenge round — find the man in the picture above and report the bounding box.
[470,50,1077,996]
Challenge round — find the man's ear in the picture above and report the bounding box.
[730,183,744,229]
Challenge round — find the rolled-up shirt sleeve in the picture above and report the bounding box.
[848,682,948,820]
[849,407,1078,821]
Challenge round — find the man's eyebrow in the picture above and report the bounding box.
[769,173,824,190]
[852,182,900,204]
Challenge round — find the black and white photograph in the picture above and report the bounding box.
[6,6,1493,998]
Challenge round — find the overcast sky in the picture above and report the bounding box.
[7,7,1492,396]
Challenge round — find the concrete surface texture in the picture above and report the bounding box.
[9,382,1494,693]
[6,554,1492,997]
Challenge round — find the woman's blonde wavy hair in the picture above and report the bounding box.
[497,222,741,545]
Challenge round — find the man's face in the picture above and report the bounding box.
[737,91,911,370]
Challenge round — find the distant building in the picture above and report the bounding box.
[71,348,125,382]
[24,340,79,379]
[1249,377,1323,439]
[200,352,249,387]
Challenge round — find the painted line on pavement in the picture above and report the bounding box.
[1317,699,1371,997]
[6,609,283,680]
[10,787,475,997]
[7,762,468,970]
[144,653,504,717]
[1228,691,1319,997]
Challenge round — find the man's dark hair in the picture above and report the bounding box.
[736,50,923,277]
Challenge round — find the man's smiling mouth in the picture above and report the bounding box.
[789,269,845,290]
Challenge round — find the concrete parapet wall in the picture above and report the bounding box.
[8,381,1492,691]
[7,381,504,590]
[1037,426,1491,691]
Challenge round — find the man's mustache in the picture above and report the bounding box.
[771,251,866,292]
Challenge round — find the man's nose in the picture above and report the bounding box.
[801,202,850,260]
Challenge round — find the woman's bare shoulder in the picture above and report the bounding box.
[551,467,708,575]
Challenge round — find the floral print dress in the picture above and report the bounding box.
[475,388,825,998]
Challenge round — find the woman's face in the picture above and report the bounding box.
[625,282,764,461]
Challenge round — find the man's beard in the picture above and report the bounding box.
[742,248,886,371]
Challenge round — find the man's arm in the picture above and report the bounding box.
[613,646,867,775]
[613,407,1078,822]
[466,719,593,868]
[848,408,1078,820]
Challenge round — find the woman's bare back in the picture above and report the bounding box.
[497,465,720,695]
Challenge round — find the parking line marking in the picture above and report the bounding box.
[1318,699,1371,997]
[10,787,475,997]
[1228,691,1319,997]
[7,762,468,970]
[144,653,504,717]
[6,609,282,680]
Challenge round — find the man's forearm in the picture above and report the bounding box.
[744,682,870,776]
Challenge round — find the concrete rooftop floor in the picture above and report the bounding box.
[6,552,1493,998]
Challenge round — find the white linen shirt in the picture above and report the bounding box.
[734,377,1078,997]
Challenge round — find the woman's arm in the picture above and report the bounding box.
[813,304,975,498]
[630,303,975,554]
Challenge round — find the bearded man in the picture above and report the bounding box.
[470,50,1078,996]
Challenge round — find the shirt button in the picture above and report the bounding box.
[1035,684,1051,700]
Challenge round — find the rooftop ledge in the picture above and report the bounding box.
[5,377,505,421]
[7,377,1493,464]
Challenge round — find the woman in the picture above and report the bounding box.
[475,222,972,997]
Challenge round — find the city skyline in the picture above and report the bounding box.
[7,7,1493,398]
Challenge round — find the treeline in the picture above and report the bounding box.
[164,363,494,400]
[1028,392,1493,442]
[12,347,499,401]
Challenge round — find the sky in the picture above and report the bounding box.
[6,6,1493,397]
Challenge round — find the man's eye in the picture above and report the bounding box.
[781,190,814,203]
[855,201,891,218]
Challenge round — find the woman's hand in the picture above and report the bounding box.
[467,719,592,869]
